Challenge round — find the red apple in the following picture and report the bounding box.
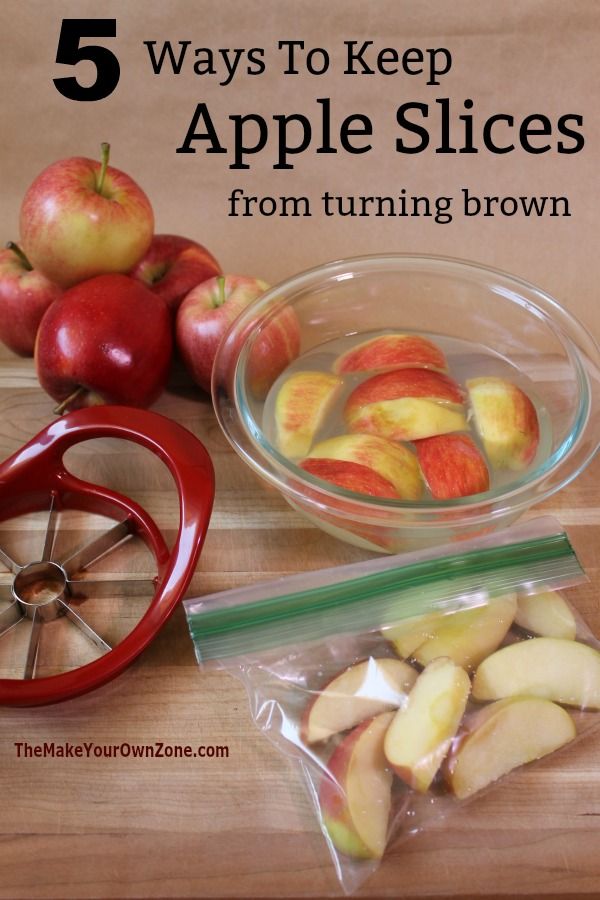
[129,234,221,312]
[20,143,154,288]
[176,275,300,396]
[0,242,62,356]
[35,274,172,412]
[415,433,490,499]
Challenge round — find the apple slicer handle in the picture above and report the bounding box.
[0,405,215,586]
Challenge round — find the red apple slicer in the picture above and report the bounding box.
[0,406,214,706]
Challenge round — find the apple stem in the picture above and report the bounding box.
[214,276,226,308]
[6,241,33,271]
[96,142,110,195]
[53,387,86,417]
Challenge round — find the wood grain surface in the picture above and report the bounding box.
[1,349,600,900]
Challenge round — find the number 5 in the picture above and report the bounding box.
[54,19,120,101]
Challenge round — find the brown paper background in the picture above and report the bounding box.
[2,0,599,335]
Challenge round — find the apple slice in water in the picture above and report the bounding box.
[275,371,342,459]
[306,434,422,500]
[467,376,540,471]
[345,368,467,442]
[415,433,490,499]
[334,334,447,374]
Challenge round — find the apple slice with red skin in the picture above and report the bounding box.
[302,657,417,745]
[0,243,62,356]
[320,711,395,859]
[345,369,467,442]
[467,376,540,471]
[275,371,342,459]
[334,334,447,375]
[384,657,471,792]
[35,273,172,412]
[415,433,490,499]
[444,697,576,799]
[130,234,221,312]
[306,434,423,500]
[300,458,401,499]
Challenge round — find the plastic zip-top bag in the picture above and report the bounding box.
[185,517,598,893]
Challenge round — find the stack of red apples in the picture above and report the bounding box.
[0,144,299,411]
[275,333,541,501]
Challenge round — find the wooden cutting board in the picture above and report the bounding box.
[1,348,599,899]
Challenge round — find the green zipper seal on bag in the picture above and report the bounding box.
[189,532,583,660]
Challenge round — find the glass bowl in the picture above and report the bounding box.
[212,254,600,553]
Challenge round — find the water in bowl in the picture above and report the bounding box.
[261,330,553,499]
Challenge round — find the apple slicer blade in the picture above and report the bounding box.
[0,406,214,706]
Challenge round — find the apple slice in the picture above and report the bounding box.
[472,637,600,708]
[347,398,467,443]
[415,433,490,499]
[275,371,342,458]
[444,697,576,799]
[302,658,417,744]
[306,434,423,500]
[384,657,471,792]
[515,591,577,640]
[320,711,395,859]
[333,334,447,375]
[384,597,516,669]
[345,368,467,442]
[384,614,441,659]
[467,376,540,471]
[412,595,517,671]
[299,458,401,499]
